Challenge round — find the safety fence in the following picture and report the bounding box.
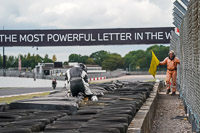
[0,69,124,81]
[170,0,200,131]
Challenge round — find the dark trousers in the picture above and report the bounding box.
[70,79,85,97]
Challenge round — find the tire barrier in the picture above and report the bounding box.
[0,103,8,112]
[0,128,32,133]
[0,81,154,133]
[0,110,69,132]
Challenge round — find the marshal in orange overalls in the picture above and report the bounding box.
[159,50,180,94]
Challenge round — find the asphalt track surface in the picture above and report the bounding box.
[0,75,165,96]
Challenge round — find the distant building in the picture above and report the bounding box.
[68,62,78,66]
[34,62,106,76]
[86,65,106,73]
[34,62,62,76]
[63,64,106,74]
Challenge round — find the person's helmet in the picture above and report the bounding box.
[79,63,87,72]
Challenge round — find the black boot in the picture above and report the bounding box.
[171,92,176,95]
[166,89,171,94]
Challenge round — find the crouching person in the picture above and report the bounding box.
[65,63,98,101]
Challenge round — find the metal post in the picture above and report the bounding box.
[3,47,4,57]
[2,26,6,76]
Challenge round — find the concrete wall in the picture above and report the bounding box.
[127,82,161,133]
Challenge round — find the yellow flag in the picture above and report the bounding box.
[149,51,160,78]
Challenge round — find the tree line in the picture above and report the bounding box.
[0,53,57,69]
[0,45,169,71]
[69,45,169,71]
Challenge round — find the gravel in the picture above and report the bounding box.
[150,90,192,133]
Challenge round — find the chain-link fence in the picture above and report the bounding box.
[171,0,200,131]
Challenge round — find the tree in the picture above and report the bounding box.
[136,57,148,70]
[90,50,109,66]
[102,53,124,71]
[63,61,68,65]
[52,55,57,62]
[146,45,169,61]
[6,56,15,68]
[0,54,2,68]
[146,45,169,70]
[123,45,169,71]
[129,58,137,71]
[0,45,169,71]
[0,53,55,69]
[124,50,145,70]
[44,54,53,63]
[69,54,81,62]
[85,58,95,65]
[35,54,42,63]
[80,55,89,64]
[21,54,43,68]
[27,53,31,60]
[102,58,117,71]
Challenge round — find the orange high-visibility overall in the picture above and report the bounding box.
[160,57,180,92]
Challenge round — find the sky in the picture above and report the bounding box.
[0,0,174,61]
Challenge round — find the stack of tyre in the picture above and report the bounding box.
[0,81,154,133]
[0,110,69,133]
[44,81,154,133]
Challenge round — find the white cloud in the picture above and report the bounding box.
[0,0,174,29]
[0,0,174,61]
[44,3,79,15]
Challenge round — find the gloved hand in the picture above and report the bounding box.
[91,96,98,101]
[67,92,72,97]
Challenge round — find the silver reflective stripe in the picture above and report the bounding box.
[172,86,176,88]
[70,77,82,81]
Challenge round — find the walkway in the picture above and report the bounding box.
[150,90,192,133]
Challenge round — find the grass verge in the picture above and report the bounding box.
[0,92,50,104]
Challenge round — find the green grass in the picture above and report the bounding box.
[0,92,50,104]
[0,87,12,89]
[145,79,157,82]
